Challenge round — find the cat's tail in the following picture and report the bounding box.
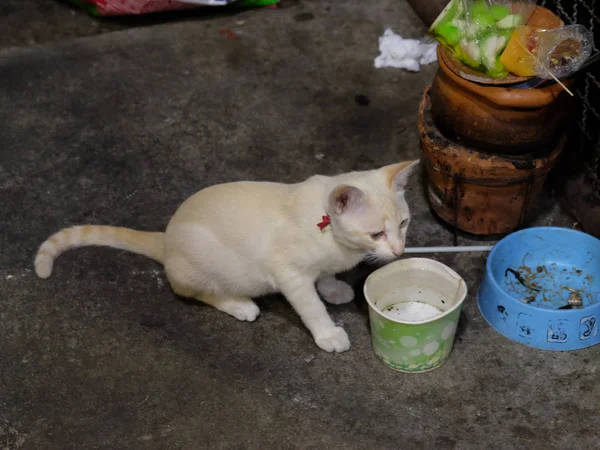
[34,225,165,279]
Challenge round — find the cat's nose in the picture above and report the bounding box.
[392,246,404,257]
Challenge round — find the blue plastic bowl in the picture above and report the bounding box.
[478,227,600,350]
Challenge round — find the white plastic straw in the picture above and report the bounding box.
[404,245,494,254]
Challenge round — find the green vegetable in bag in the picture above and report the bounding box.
[429,0,535,78]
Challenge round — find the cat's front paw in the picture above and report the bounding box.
[317,278,355,305]
[315,327,351,353]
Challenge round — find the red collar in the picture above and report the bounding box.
[317,215,331,231]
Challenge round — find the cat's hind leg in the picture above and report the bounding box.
[198,294,260,322]
[316,275,354,305]
[176,285,260,322]
[166,259,260,322]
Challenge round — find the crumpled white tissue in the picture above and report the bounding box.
[374,28,438,71]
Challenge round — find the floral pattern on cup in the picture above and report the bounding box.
[369,308,461,373]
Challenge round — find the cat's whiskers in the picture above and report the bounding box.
[363,252,394,265]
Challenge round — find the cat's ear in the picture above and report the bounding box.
[381,160,420,191]
[329,185,364,215]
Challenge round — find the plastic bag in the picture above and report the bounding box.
[429,0,537,78]
[499,24,593,79]
[534,25,593,79]
[68,0,276,16]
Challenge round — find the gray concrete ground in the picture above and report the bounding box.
[0,0,121,49]
[1,1,597,449]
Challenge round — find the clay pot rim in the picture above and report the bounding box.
[437,46,573,109]
[439,45,531,86]
[419,86,565,176]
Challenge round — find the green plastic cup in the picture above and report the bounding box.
[364,258,468,373]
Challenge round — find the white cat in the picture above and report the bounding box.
[35,160,419,353]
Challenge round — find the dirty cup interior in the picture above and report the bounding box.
[364,258,468,373]
[365,258,467,323]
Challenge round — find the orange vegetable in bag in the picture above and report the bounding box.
[499,26,540,76]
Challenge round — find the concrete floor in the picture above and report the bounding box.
[1,1,598,449]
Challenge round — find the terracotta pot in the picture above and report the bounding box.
[430,45,575,154]
[429,6,575,155]
[419,87,565,235]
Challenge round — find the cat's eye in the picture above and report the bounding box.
[370,231,386,240]
[400,218,409,228]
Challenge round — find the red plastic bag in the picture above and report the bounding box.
[72,0,232,16]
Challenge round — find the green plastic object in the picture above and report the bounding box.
[429,0,533,78]
[238,0,278,6]
[67,0,101,16]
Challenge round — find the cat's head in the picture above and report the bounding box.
[327,160,419,261]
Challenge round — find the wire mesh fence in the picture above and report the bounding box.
[540,0,600,190]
